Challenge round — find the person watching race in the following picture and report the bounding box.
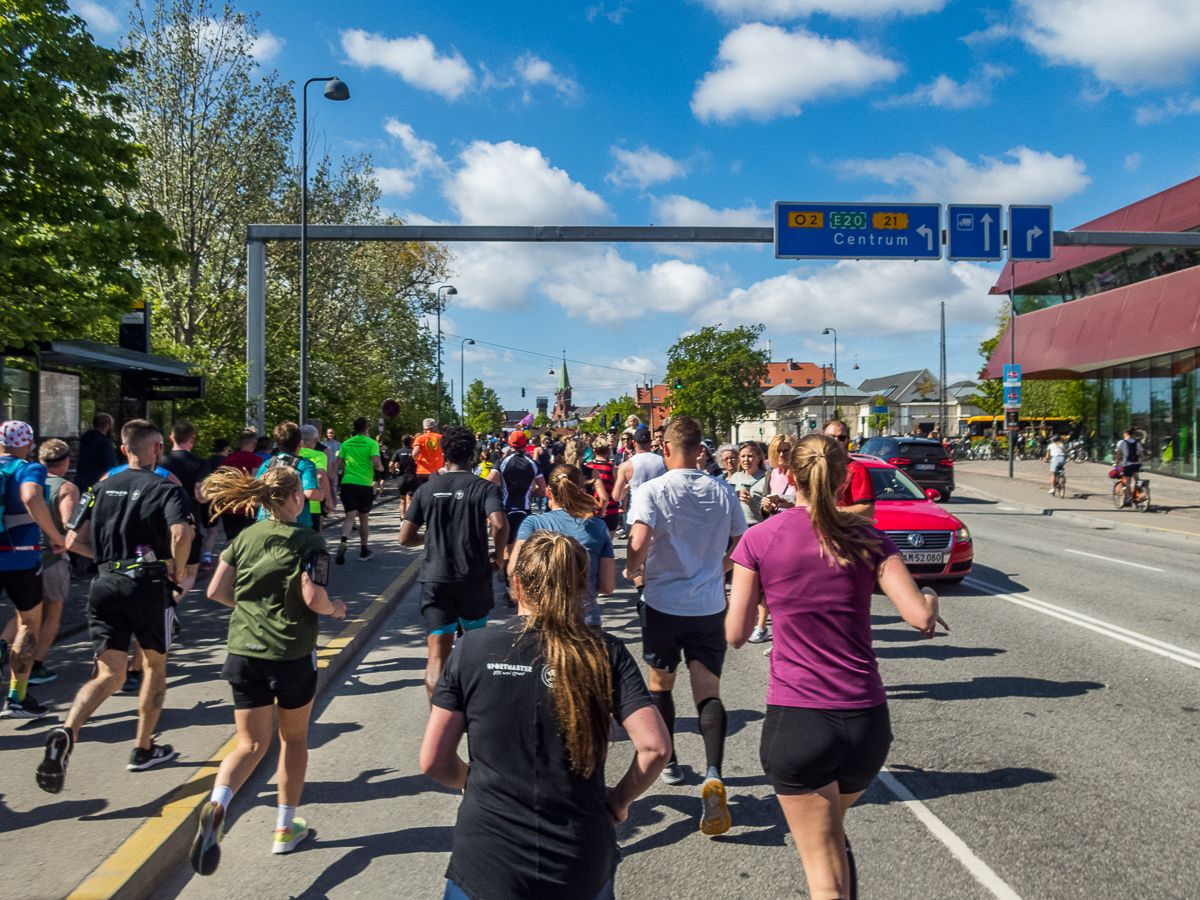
[420,531,671,900]
[191,465,345,874]
[727,434,948,900]
[761,434,798,517]
[823,419,875,520]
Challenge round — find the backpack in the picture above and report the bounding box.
[0,458,33,538]
[1120,439,1142,464]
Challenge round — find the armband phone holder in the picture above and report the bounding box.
[305,551,330,587]
[65,489,95,531]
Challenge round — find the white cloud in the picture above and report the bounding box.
[375,118,448,196]
[607,146,689,189]
[836,146,1091,205]
[877,65,1010,110]
[651,195,770,226]
[691,24,902,123]
[249,31,284,62]
[586,3,629,23]
[340,30,475,100]
[514,53,579,98]
[1135,96,1200,125]
[375,168,418,196]
[699,0,946,19]
[74,0,119,33]
[444,140,610,225]
[1124,152,1143,171]
[696,259,999,337]
[1016,0,1200,91]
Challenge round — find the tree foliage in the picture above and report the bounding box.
[665,325,769,441]
[464,379,504,434]
[581,395,641,434]
[0,0,182,345]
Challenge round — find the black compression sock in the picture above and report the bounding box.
[649,690,676,764]
[696,697,727,776]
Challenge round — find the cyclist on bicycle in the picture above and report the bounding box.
[1115,429,1144,507]
[1046,435,1066,492]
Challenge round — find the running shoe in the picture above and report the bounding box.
[1,692,48,720]
[272,817,312,854]
[748,625,769,644]
[28,663,57,684]
[335,540,347,566]
[121,669,143,694]
[127,742,178,771]
[200,553,214,573]
[699,776,732,835]
[660,761,684,785]
[358,547,373,562]
[190,800,225,875]
[36,726,73,793]
[171,617,182,645]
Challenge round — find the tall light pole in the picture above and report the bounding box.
[434,284,456,428]
[460,338,475,421]
[822,328,838,420]
[300,76,350,424]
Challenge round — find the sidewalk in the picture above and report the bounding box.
[954,458,1200,522]
[0,487,418,900]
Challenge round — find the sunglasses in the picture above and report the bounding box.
[830,433,850,443]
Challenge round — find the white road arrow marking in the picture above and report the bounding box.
[981,213,993,252]
[917,224,933,252]
[1026,224,1043,252]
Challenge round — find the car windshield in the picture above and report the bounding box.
[897,441,947,462]
[869,467,928,501]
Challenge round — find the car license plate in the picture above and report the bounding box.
[915,463,936,470]
[902,551,946,565]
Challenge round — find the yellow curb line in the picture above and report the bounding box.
[66,557,421,900]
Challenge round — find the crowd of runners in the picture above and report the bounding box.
[0,409,948,900]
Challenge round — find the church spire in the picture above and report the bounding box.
[557,353,570,393]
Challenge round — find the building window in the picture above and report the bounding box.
[806,379,812,384]
[785,379,792,384]
[653,396,660,402]
[764,378,772,384]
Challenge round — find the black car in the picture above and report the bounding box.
[857,437,955,501]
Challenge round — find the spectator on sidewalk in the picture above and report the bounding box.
[75,412,118,494]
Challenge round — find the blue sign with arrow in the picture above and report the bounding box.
[947,204,1002,261]
[775,202,941,260]
[1008,206,1053,261]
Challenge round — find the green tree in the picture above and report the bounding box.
[532,412,551,428]
[463,379,504,434]
[581,395,641,434]
[867,397,894,434]
[0,0,181,345]
[665,325,769,441]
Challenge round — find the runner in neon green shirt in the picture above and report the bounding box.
[335,418,383,564]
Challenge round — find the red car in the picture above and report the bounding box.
[853,454,973,584]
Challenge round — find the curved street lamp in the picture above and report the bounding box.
[434,284,457,428]
[300,76,350,424]
[460,338,475,421]
[822,327,838,420]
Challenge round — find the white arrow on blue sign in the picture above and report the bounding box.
[1008,206,1053,262]
[774,202,941,260]
[947,204,1003,261]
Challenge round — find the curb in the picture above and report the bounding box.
[956,481,1200,543]
[64,557,421,900]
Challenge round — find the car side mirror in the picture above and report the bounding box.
[925,489,940,501]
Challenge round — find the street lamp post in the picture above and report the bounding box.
[300,76,350,425]
[434,284,457,428]
[822,327,838,421]
[460,338,475,421]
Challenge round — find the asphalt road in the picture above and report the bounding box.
[148,493,1200,900]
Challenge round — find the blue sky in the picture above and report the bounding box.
[77,0,1200,411]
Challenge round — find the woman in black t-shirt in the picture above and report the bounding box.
[421,532,671,900]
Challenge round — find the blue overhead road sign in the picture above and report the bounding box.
[775,202,941,260]
[947,204,1003,261]
[1008,206,1053,261]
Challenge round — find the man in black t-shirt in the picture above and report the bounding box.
[158,421,206,590]
[399,427,507,697]
[39,420,194,794]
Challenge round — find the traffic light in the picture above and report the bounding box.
[673,377,683,389]
[808,418,817,431]
[521,387,526,397]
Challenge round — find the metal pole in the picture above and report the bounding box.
[940,302,946,436]
[246,238,266,431]
[831,331,838,419]
[300,80,310,425]
[460,338,474,420]
[1009,261,1016,479]
[436,302,442,430]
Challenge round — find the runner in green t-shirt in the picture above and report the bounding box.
[335,417,383,564]
[194,464,346,873]
[297,425,329,535]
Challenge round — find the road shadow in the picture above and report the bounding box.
[944,495,994,507]
[674,707,764,739]
[887,676,1105,701]
[0,793,108,831]
[874,644,1006,661]
[284,825,456,900]
[960,564,1029,595]
[862,765,1057,805]
[291,768,457,807]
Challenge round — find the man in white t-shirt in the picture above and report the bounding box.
[625,416,746,836]
[1047,435,1066,491]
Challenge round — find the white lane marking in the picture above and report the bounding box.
[965,578,1200,669]
[997,506,1020,511]
[1063,548,1163,572]
[878,769,1023,900]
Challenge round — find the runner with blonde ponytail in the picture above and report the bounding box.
[421,531,671,900]
[728,433,948,900]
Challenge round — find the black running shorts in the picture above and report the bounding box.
[87,573,176,657]
[420,580,493,635]
[638,602,727,677]
[340,483,375,514]
[505,511,527,545]
[396,475,419,496]
[0,565,43,613]
[222,652,318,710]
[601,512,621,533]
[760,703,893,795]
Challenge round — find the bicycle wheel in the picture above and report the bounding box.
[1137,482,1151,513]
[1113,481,1125,509]
[1055,473,1066,498]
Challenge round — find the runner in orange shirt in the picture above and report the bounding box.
[412,418,444,489]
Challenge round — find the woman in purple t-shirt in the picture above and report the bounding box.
[727,434,947,900]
